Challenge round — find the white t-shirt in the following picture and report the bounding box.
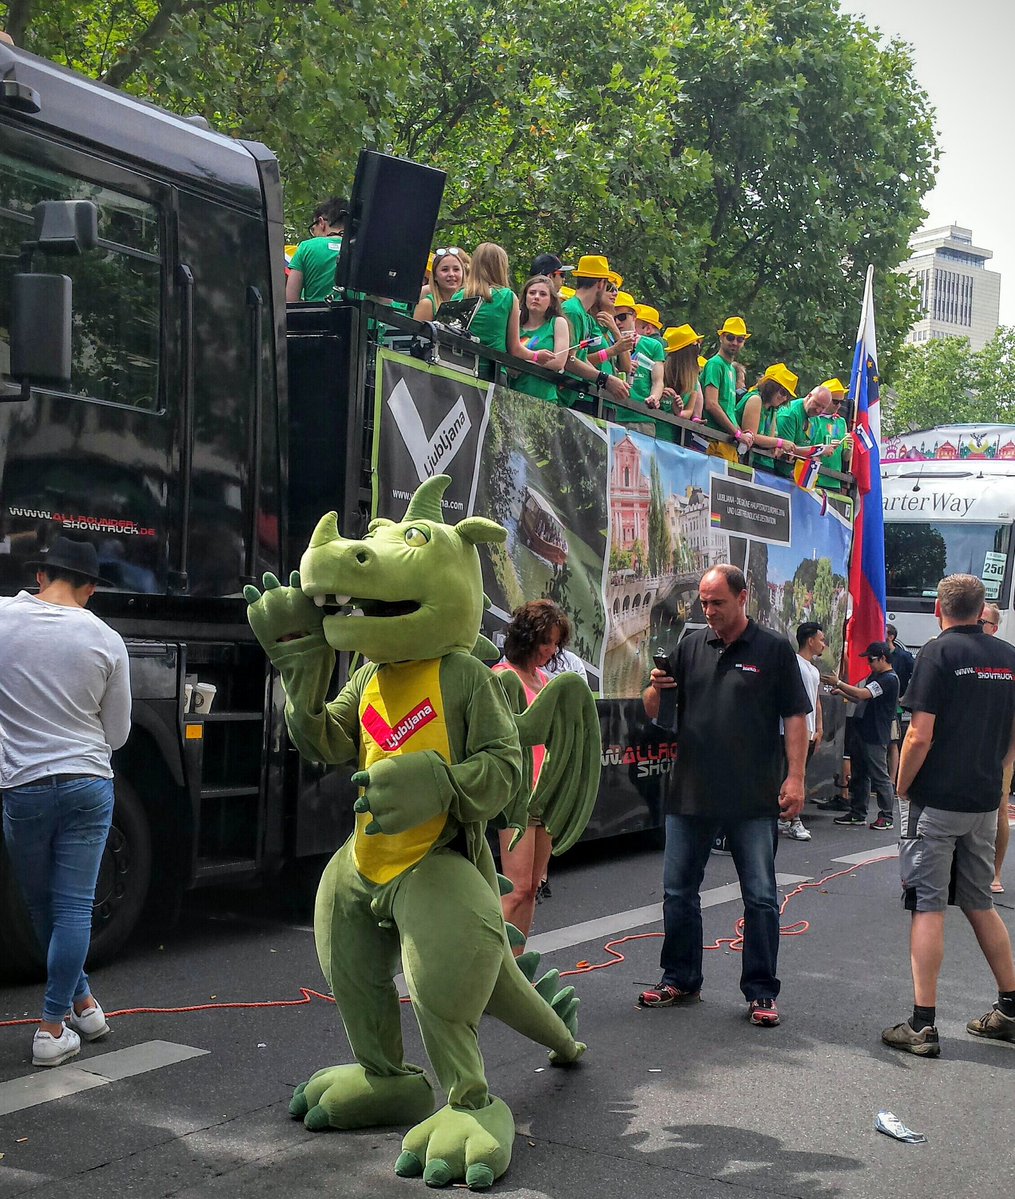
[0,591,131,787]
[541,647,589,684]
[779,653,820,737]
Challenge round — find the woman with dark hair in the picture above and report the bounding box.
[514,275,569,403]
[494,599,571,943]
[735,363,802,471]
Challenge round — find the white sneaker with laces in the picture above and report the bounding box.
[784,818,811,841]
[32,1025,81,1067]
[68,1000,110,1041]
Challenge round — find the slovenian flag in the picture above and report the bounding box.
[844,265,886,684]
[793,456,821,490]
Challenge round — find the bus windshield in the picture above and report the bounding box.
[885,521,1011,600]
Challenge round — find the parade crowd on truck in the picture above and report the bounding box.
[286,199,856,487]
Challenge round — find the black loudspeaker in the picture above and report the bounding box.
[335,150,447,305]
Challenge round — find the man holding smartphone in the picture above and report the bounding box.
[641,564,810,1027]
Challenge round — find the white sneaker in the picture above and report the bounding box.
[32,1025,81,1067]
[68,1000,110,1042]
[785,818,811,841]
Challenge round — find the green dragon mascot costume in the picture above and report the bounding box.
[244,474,601,1190]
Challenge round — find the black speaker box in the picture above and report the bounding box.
[335,150,446,304]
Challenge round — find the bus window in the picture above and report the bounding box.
[885,522,1011,601]
[0,150,160,410]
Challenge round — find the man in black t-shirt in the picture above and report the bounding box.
[881,573,1015,1058]
[640,564,810,1027]
[823,643,899,830]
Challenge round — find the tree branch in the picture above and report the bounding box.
[101,0,210,89]
[6,0,34,45]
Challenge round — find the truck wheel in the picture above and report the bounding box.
[0,841,44,983]
[88,776,152,967]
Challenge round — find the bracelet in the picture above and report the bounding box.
[776,438,783,449]
[596,371,609,390]
[734,429,742,441]
[593,349,608,364]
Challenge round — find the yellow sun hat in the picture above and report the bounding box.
[698,355,708,370]
[559,285,576,300]
[614,291,637,313]
[635,304,662,330]
[663,324,703,354]
[762,362,799,398]
[717,315,751,339]
[571,254,613,279]
[426,252,435,274]
[607,269,624,288]
[822,377,847,397]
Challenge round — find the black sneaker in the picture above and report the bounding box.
[815,796,849,811]
[833,813,866,826]
[882,1021,940,1057]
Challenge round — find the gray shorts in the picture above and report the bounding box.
[898,799,997,912]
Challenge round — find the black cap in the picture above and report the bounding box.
[862,641,891,659]
[26,536,112,585]
[530,253,575,277]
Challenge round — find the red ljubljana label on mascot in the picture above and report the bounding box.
[363,698,438,752]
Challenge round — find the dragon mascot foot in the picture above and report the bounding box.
[395,1096,514,1190]
[290,1064,434,1130]
[246,475,602,1188]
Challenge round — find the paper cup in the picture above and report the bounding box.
[192,682,217,714]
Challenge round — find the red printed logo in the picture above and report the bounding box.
[363,698,437,751]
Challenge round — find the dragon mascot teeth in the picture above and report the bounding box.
[244,474,601,1190]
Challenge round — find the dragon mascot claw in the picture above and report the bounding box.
[245,474,601,1190]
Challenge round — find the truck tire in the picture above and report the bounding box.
[89,776,152,966]
[0,776,153,982]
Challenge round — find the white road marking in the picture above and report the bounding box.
[0,1041,208,1117]
[831,843,898,866]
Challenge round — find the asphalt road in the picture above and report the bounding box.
[1,807,1014,1199]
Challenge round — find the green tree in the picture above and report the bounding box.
[647,457,671,577]
[882,325,1015,436]
[813,557,833,625]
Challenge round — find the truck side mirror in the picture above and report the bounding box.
[10,273,72,387]
[32,199,98,255]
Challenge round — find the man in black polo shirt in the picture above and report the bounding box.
[640,564,810,1027]
[823,642,899,830]
[882,574,1015,1057]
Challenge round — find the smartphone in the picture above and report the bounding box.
[653,651,671,674]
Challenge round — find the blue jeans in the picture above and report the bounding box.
[2,776,114,1022]
[661,813,781,1001]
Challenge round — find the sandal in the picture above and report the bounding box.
[991,881,1005,894]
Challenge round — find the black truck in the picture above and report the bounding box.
[1,44,853,977]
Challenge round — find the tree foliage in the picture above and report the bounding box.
[3,0,937,377]
[882,326,1015,436]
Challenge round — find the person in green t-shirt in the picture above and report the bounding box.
[559,255,631,409]
[609,304,665,432]
[774,385,836,475]
[285,197,348,302]
[735,362,802,472]
[809,377,854,488]
[592,275,635,381]
[451,242,546,374]
[513,274,570,404]
[413,246,469,320]
[700,316,752,461]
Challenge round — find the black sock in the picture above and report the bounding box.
[910,1005,936,1031]
[998,991,1015,1018]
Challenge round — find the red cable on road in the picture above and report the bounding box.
[0,855,896,1029]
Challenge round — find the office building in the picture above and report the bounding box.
[903,224,1000,351]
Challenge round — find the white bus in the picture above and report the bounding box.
[882,424,1015,649]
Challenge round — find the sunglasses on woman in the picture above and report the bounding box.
[433,247,463,259]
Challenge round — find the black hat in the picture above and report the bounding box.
[530,253,575,277]
[26,536,112,585]
[862,641,891,659]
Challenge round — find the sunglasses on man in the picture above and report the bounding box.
[723,333,746,343]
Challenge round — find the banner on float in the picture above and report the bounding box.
[373,351,853,700]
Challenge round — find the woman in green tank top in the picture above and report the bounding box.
[657,324,705,442]
[413,246,469,320]
[735,364,802,471]
[513,275,569,403]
